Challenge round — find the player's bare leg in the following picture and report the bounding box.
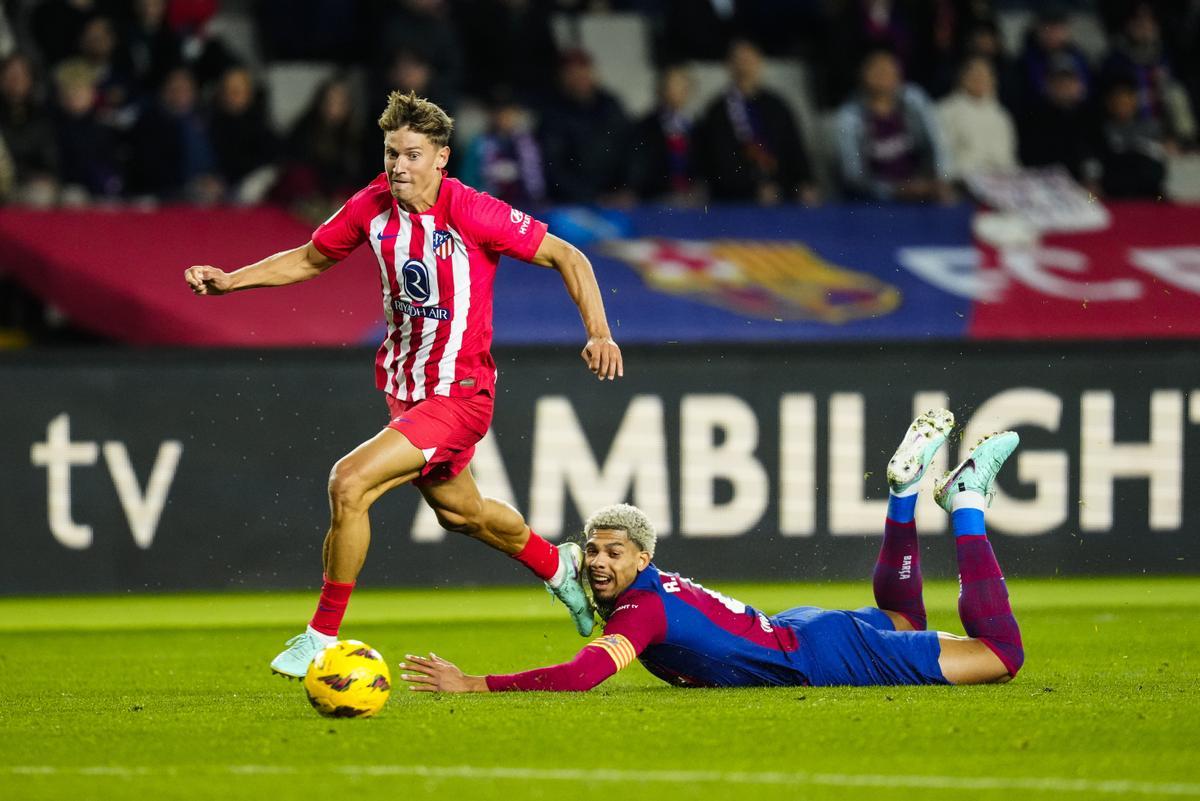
[932,431,1026,686]
[416,468,529,554]
[419,469,595,636]
[936,635,1011,684]
[270,428,427,678]
[324,428,425,581]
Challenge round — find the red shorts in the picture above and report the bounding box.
[385,391,494,486]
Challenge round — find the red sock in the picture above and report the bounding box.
[511,530,560,581]
[309,575,355,637]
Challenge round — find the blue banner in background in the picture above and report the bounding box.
[490,204,976,345]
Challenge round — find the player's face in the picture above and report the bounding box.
[584,529,651,606]
[384,127,449,209]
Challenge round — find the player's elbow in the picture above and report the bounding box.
[303,241,338,273]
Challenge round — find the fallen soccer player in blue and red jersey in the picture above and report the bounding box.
[399,410,1025,692]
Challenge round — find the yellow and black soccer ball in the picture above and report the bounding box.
[303,640,391,718]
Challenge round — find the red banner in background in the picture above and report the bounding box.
[0,202,1197,346]
[0,207,381,346]
[969,204,1200,340]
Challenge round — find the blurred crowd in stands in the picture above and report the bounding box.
[1,0,1199,215]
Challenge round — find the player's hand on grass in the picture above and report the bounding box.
[400,653,488,693]
[184,265,233,296]
[582,336,623,381]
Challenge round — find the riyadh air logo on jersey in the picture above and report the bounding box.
[603,238,900,323]
[401,259,431,303]
[433,229,455,259]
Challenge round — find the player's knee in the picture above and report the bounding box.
[981,638,1024,681]
[327,460,372,512]
[1005,644,1025,678]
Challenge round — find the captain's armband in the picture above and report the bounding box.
[585,634,637,671]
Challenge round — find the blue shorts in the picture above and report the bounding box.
[771,606,949,687]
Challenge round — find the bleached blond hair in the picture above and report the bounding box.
[583,503,657,557]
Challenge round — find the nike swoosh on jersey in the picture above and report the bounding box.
[376,232,402,240]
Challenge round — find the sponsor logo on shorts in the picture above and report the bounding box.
[393,299,451,320]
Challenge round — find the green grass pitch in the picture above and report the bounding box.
[1,577,1198,801]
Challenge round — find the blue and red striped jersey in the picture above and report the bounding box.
[602,563,807,687]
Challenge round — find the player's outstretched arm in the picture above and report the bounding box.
[400,641,624,694]
[531,233,623,381]
[184,241,337,296]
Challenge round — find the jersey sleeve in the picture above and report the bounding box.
[485,590,666,692]
[311,183,376,261]
[456,188,549,261]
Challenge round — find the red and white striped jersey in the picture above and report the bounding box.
[311,173,548,402]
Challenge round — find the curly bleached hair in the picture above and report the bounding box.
[583,504,657,557]
[377,90,454,145]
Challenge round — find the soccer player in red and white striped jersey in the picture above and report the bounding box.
[184,91,622,678]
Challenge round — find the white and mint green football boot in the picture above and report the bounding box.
[270,626,336,679]
[934,431,1020,512]
[547,542,595,637]
[886,408,956,494]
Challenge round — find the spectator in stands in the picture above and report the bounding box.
[454,0,559,106]
[0,54,58,205]
[1091,77,1167,198]
[695,39,817,206]
[459,87,545,206]
[209,65,278,202]
[373,0,464,114]
[652,0,742,64]
[271,74,367,218]
[1100,2,1195,150]
[0,132,14,200]
[1017,53,1095,183]
[962,18,1020,110]
[823,0,921,105]
[937,56,1017,180]
[31,0,105,66]
[120,0,185,95]
[52,59,122,202]
[255,0,362,63]
[835,49,954,203]
[537,48,632,205]
[916,0,1003,98]
[374,49,433,110]
[1017,6,1092,110]
[126,67,220,202]
[0,4,15,60]
[630,64,700,204]
[76,15,138,129]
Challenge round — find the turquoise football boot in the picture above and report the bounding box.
[546,542,595,637]
[886,408,956,494]
[270,627,336,678]
[934,431,1020,512]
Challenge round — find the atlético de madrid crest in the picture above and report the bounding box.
[433,229,455,259]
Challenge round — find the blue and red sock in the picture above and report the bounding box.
[952,498,1024,676]
[873,492,926,631]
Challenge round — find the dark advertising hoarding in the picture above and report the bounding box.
[1,342,1196,594]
